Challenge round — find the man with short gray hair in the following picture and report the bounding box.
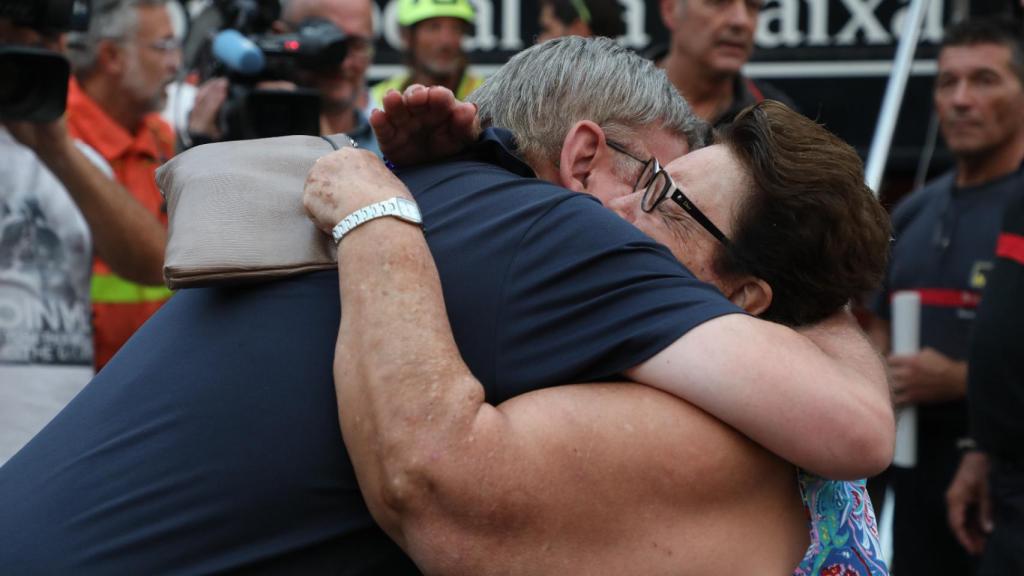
[469,36,708,168]
[64,0,179,368]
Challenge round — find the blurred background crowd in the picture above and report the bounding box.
[2,0,1023,573]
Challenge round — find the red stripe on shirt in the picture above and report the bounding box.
[996,232,1024,266]
[892,289,982,309]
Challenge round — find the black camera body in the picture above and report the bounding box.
[0,0,90,122]
[193,0,350,141]
[0,0,89,31]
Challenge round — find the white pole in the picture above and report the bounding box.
[863,0,933,195]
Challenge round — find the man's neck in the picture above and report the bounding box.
[320,107,356,136]
[661,50,734,123]
[80,76,143,134]
[955,134,1024,188]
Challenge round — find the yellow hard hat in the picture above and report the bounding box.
[397,0,476,27]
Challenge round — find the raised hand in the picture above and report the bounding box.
[370,84,481,167]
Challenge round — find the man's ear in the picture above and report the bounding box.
[660,0,679,30]
[726,276,773,317]
[557,120,606,193]
[96,39,125,77]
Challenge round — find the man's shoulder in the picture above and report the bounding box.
[739,76,797,111]
[890,172,955,227]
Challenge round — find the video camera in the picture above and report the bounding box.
[193,0,350,141]
[0,0,90,122]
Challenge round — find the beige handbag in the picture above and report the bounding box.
[157,134,354,289]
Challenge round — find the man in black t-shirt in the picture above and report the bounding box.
[947,193,1024,575]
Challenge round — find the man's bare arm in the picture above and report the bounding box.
[626,310,893,480]
[7,119,166,285]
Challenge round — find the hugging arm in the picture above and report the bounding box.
[626,310,893,480]
[305,149,803,574]
[369,90,895,479]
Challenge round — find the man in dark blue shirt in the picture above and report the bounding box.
[0,37,892,573]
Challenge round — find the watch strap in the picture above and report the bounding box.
[332,197,422,245]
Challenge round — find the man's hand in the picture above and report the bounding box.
[303,147,413,234]
[370,85,481,166]
[946,451,993,555]
[187,77,229,140]
[4,117,73,161]
[889,347,967,406]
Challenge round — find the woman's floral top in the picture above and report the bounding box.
[793,470,889,576]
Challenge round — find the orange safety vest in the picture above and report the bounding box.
[66,78,174,370]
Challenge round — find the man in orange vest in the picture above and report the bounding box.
[65,0,180,368]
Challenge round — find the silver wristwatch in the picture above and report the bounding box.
[332,197,423,245]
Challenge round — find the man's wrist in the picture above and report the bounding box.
[332,197,422,245]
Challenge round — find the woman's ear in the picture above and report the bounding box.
[727,276,773,317]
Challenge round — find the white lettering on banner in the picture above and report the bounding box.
[501,0,523,50]
[758,0,807,48]
[890,0,944,43]
[465,1,497,50]
[756,0,945,48]
[835,0,888,45]
[382,1,403,50]
[620,0,650,47]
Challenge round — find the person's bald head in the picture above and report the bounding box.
[281,0,373,37]
[277,0,374,111]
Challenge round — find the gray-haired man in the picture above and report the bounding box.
[0,37,891,573]
[64,0,179,369]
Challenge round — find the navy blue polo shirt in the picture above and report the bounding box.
[0,129,740,574]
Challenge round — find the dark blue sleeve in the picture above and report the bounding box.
[968,194,1024,455]
[0,272,419,575]
[493,195,743,401]
[870,187,933,321]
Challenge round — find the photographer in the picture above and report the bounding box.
[188,0,379,154]
[64,0,178,370]
[0,9,166,463]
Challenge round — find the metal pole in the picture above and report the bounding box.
[864,0,932,195]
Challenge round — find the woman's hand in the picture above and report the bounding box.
[303,147,414,235]
[371,84,481,166]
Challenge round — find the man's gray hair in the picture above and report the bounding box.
[66,0,167,76]
[467,36,708,164]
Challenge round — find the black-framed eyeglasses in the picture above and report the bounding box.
[606,140,732,248]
